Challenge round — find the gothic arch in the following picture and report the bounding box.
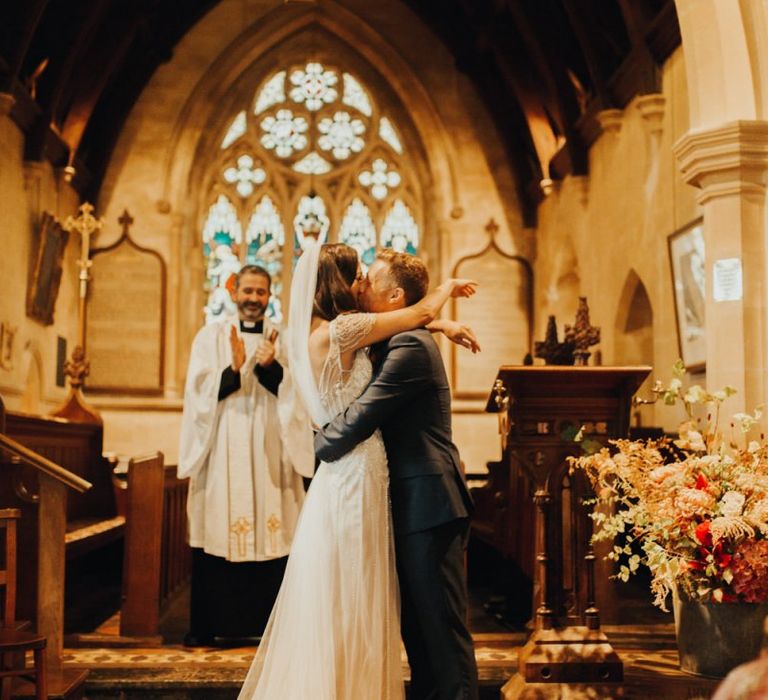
[614,269,654,362]
[20,342,44,415]
[614,270,654,424]
[675,0,768,127]
[160,4,461,238]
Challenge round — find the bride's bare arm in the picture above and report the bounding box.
[345,278,478,354]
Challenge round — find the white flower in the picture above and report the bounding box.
[674,428,706,452]
[718,491,745,517]
[650,464,680,483]
[684,385,708,404]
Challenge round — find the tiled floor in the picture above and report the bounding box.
[60,582,723,698]
[61,629,723,699]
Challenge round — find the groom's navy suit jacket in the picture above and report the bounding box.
[314,328,473,535]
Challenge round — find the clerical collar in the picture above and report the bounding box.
[240,320,264,333]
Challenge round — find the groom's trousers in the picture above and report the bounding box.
[395,517,479,700]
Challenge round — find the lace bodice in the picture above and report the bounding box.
[317,313,375,418]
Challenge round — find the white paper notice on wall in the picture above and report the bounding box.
[712,258,743,302]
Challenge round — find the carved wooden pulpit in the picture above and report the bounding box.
[485,366,651,697]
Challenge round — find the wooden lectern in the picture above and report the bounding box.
[484,366,651,698]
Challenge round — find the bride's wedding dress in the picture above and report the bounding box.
[238,312,404,699]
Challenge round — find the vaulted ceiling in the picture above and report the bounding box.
[0,0,679,224]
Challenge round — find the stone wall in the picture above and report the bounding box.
[0,99,80,415]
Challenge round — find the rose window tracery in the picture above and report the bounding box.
[202,60,421,324]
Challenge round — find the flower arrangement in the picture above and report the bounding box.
[568,361,768,610]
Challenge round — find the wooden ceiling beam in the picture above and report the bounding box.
[59,18,141,157]
[0,0,49,91]
[505,1,588,175]
[559,0,613,108]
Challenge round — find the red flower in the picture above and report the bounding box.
[716,551,732,568]
[695,473,709,490]
[695,521,712,548]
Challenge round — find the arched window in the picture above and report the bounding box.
[201,61,421,323]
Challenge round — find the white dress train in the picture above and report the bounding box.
[238,313,404,700]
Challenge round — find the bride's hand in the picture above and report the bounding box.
[447,278,478,298]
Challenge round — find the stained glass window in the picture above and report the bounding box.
[359,158,400,200]
[380,199,419,255]
[289,63,338,110]
[254,71,286,115]
[379,117,403,154]
[317,111,365,160]
[339,198,377,269]
[246,195,285,321]
[203,195,243,323]
[260,109,308,158]
[293,195,330,262]
[342,73,372,116]
[204,60,421,323]
[293,151,332,175]
[223,154,266,198]
[221,111,247,149]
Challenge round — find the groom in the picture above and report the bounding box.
[314,250,479,700]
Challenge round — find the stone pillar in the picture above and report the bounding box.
[674,121,768,415]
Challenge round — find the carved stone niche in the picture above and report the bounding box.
[451,220,533,399]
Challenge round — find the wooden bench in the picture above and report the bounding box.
[0,399,90,697]
[117,454,191,640]
[4,410,123,564]
[2,401,190,643]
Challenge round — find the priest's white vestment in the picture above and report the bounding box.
[178,317,312,562]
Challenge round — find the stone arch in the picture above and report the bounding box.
[614,270,654,425]
[19,342,44,415]
[157,4,463,250]
[675,0,768,128]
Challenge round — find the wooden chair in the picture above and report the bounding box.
[0,508,47,700]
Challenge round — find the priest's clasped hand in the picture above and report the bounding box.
[254,329,279,367]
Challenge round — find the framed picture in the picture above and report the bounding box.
[26,212,69,325]
[668,217,705,371]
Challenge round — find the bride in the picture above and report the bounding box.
[238,241,476,699]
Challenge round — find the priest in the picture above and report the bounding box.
[178,264,312,646]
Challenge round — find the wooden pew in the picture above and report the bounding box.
[4,410,124,563]
[3,401,190,644]
[0,398,90,697]
[117,455,191,640]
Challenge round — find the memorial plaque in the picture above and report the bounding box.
[86,231,166,394]
[451,235,532,398]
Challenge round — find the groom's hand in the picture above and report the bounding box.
[440,320,481,353]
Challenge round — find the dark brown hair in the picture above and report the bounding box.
[313,244,359,321]
[376,250,429,305]
[235,264,271,288]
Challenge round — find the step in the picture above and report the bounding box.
[12,668,89,700]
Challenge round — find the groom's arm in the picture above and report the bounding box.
[314,333,431,462]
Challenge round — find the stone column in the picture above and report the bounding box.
[674,121,768,415]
